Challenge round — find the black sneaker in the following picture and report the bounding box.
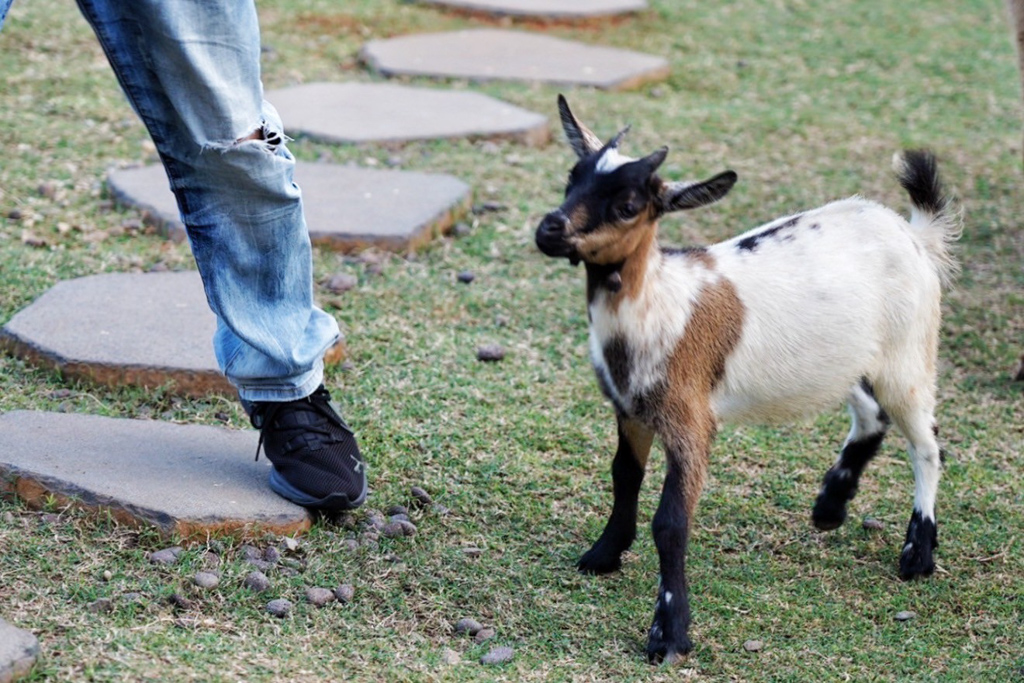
[249,385,368,511]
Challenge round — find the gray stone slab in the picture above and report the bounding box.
[361,29,669,90]
[107,162,471,252]
[415,0,647,19]
[0,411,311,538]
[0,617,39,683]
[266,82,549,147]
[1,271,228,397]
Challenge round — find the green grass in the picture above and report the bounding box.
[1,0,1022,680]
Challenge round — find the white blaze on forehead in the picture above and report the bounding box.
[595,147,634,174]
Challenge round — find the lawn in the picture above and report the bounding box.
[0,0,1021,681]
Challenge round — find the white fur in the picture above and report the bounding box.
[595,147,634,174]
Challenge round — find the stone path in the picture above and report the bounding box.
[414,0,648,20]
[0,618,38,683]
[266,82,549,147]
[107,162,471,252]
[362,29,669,90]
[0,411,312,538]
[0,271,345,398]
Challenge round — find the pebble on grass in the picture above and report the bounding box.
[474,628,496,644]
[325,273,358,293]
[457,270,475,284]
[743,639,763,652]
[87,598,113,614]
[895,611,917,621]
[387,504,408,516]
[480,646,514,666]
[862,517,884,531]
[193,572,220,590]
[262,546,281,564]
[476,344,505,362]
[306,587,336,607]
[149,547,183,565]
[267,599,292,618]
[382,520,417,538]
[410,486,433,507]
[334,584,355,604]
[455,618,483,636]
[243,571,271,593]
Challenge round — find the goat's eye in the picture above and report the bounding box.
[616,201,640,220]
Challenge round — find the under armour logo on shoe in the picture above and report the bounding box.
[350,454,365,473]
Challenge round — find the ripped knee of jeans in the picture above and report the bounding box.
[206,120,287,154]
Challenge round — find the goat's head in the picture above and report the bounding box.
[536,95,738,266]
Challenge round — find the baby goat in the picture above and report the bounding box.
[535,95,959,664]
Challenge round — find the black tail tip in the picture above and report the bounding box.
[893,149,947,215]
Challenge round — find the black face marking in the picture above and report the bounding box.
[736,214,803,252]
[561,152,659,236]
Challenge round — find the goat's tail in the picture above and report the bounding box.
[893,150,962,287]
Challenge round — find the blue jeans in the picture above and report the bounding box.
[0,1,339,404]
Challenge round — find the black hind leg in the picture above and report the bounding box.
[813,380,890,530]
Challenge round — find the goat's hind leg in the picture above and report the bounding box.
[578,416,654,574]
[813,379,890,530]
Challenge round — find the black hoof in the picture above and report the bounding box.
[812,495,848,531]
[577,542,624,575]
[899,510,937,580]
[646,633,693,665]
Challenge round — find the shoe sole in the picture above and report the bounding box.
[268,467,368,511]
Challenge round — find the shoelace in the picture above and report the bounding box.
[252,389,353,462]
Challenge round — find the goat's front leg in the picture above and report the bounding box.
[579,416,654,574]
[646,422,711,665]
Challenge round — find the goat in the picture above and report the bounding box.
[535,95,959,664]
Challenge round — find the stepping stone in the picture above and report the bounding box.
[361,29,669,91]
[266,82,549,147]
[415,0,647,20]
[0,617,39,683]
[107,162,471,252]
[0,271,344,398]
[0,411,312,539]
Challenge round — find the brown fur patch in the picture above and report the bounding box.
[620,417,655,469]
[658,277,745,514]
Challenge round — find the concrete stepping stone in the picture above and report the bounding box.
[0,411,312,538]
[361,29,669,90]
[1,270,346,398]
[415,0,647,20]
[107,162,471,252]
[266,82,549,147]
[0,618,39,683]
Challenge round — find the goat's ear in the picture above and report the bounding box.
[558,94,602,159]
[636,146,668,175]
[660,171,738,212]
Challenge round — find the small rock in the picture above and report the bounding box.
[334,584,355,603]
[202,552,222,569]
[243,571,271,593]
[389,513,411,524]
[246,558,274,573]
[462,547,483,558]
[480,646,514,665]
[410,486,433,507]
[239,545,262,561]
[149,546,183,566]
[382,520,417,538]
[37,181,58,199]
[473,201,506,214]
[365,510,386,530]
[306,587,336,607]
[862,517,884,531]
[455,618,483,636]
[325,273,358,293]
[281,536,301,553]
[193,572,220,590]
[477,344,505,362]
[441,648,462,665]
[457,270,475,284]
[475,628,496,643]
[7,208,23,220]
[87,598,113,613]
[895,611,917,621]
[342,539,360,552]
[262,546,281,564]
[387,504,408,517]
[743,639,763,652]
[452,222,471,237]
[267,598,293,618]
[101,570,113,582]
[168,593,193,610]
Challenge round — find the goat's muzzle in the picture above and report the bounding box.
[535,210,580,265]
